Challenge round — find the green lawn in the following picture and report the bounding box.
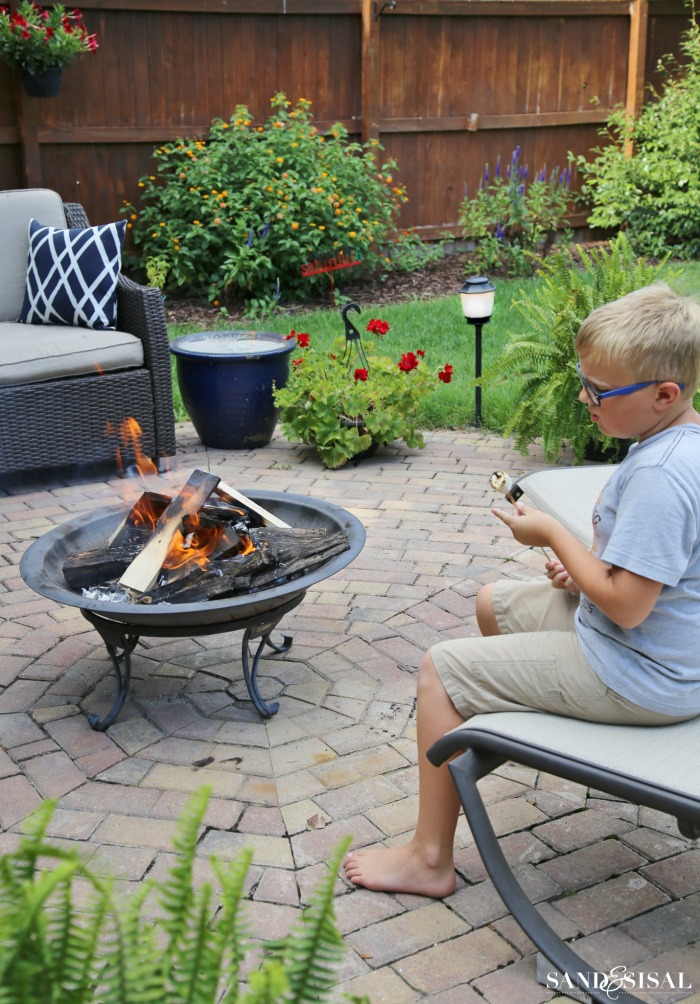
[168,260,700,431]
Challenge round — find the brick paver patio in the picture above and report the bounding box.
[1,423,698,1003]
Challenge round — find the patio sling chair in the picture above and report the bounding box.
[428,464,700,1004]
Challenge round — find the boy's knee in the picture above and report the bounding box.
[476,583,500,636]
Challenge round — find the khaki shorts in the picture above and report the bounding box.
[431,577,689,726]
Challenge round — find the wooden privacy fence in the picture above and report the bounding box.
[0,0,689,237]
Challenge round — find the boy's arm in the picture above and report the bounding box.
[494,503,663,629]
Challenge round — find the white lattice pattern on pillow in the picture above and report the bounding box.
[19,218,126,330]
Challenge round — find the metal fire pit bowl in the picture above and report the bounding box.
[20,491,366,730]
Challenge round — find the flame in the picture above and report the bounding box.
[114,417,158,477]
[129,493,168,533]
[161,515,255,582]
[163,521,227,575]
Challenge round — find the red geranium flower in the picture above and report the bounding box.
[296,332,310,347]
[438,364,454,384]
[354,368,369,382]
[416,349,425,358]
[366,318,390,336]
[285,330,297,340]
[292,357,303,368]
[398,352,419,372]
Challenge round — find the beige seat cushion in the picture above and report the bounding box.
[0,321,144,386]
[0,189,67,323]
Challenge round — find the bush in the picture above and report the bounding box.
[0,787,363,1004]
[573,18,700,259]
[124,93,410,314]
[482,234,677,462]
[459,147,571,276]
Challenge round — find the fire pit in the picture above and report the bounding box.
[20,490,365,730]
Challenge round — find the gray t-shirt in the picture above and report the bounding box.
[576,423,700,716]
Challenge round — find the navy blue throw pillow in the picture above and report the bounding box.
[18,218,126,330]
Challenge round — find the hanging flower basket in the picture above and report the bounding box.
[20,65,62,96]
[0,3,98,95]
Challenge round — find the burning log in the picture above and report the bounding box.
[118,470,220,595]
[143,528,350,604]
[64,544,142,589]
[107,491,172,547]
[215,481,290,528]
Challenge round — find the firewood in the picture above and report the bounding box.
[249,530,350,588]
[119,470,220,595]
[63,544,143,589]
[214,482,290,528]
[107,491,171,546]
[145,548,274,603]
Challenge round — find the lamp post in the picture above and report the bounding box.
[459,276,495,426]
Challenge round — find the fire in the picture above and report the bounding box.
[112,417,158,477]
[162,513,255,582]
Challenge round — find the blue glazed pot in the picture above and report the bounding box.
[170,330,295,449]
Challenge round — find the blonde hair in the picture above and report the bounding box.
[575,283,700,398]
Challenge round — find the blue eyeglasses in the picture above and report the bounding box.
[575,361,684,408]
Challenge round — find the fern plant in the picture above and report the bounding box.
[0,788,364,1004]
[482,233,676,462]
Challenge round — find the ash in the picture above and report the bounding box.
[82,585,134,604]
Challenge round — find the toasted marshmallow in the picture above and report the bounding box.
[490,470,513,494]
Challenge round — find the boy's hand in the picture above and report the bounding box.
[545,559,580,594]
[491,501,559,549]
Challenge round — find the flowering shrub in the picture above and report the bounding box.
[0,2,98,74]
[459,147,571,276]
[573,19,700,259]
[273,318,453,469]
[123,93,410,315]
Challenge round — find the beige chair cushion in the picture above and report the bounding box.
[0,189,67,323]
[0,322,144,386]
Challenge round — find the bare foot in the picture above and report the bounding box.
[344,842,456,898]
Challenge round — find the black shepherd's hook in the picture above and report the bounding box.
[341,302,370,372]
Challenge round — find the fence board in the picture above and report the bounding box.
[0,1,689,237]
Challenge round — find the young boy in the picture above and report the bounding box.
[344,283,700,899]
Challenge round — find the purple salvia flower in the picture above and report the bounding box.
[247,229,254,247]
[518,184,525,195]
[506,164,511,180]
[512,146,520,164]
[522,165,528,180]
[484,163,489,183]
[495,157,501,178]
[261,220,270,238]
[495,222,505,239]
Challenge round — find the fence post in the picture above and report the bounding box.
[625,0,649,155]
[361,0,381,142]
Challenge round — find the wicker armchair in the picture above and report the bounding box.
[0,194,176,478]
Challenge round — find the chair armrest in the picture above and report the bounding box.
[63,201,90,228]
[116,274,176,460]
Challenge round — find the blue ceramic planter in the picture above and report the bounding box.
[170,330,295,449]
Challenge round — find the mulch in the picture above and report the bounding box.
[162,241,616,328]
[164,252,472,328]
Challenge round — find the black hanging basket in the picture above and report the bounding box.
[21,66,63,97]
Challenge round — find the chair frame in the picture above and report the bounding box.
[0,201,176,477]
[428,719,700,1004]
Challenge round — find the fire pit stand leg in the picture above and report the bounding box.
[240,628,292,718]
[81,611,139,731]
